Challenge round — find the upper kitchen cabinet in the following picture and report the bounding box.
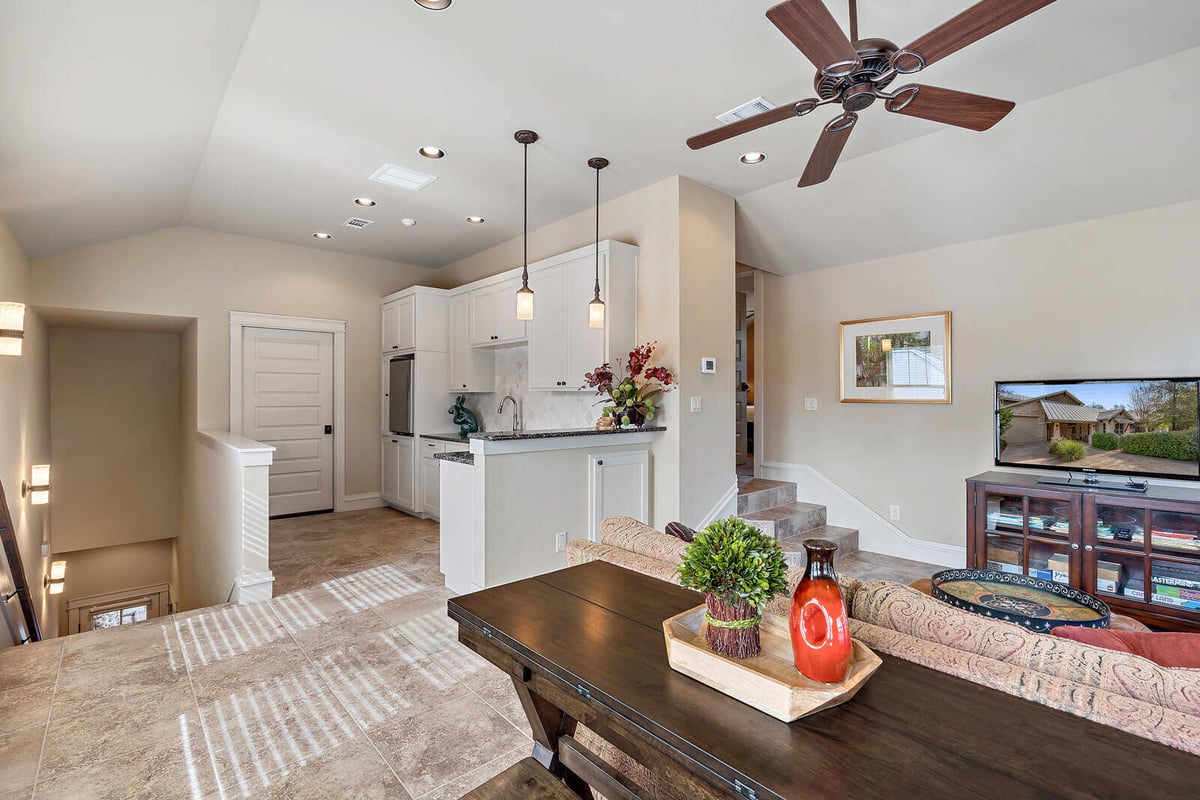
[469,276,527,347]
[528,241,637,391]
[381,287,449,353]
[449,293,496,393]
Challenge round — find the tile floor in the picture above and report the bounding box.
[0,507,945,800]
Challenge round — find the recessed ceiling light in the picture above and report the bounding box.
[312,232,332,240]
[413,0,452,9]
[401,218,417,227]
[740,152,767,165]
[354,197,376,207]
[465,216,486,224]
[419,146,446,159]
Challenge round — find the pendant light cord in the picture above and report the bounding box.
[594,163,600,295]
[522,141,529,286]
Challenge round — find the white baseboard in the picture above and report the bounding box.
[234,571,275,605]
[759,461,966,568]
[340,493,384,512]
[696,481,739,529]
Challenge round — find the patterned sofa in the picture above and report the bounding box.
[566,515,1200,783]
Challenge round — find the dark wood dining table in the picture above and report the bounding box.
[448,560,1200,800]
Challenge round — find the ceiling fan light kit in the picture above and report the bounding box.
[688,0,1058,187]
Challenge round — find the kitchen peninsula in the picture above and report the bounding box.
[436,426,664,594]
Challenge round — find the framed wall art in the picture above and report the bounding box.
[839,311,952,403]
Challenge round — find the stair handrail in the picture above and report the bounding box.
[0,477,42,644]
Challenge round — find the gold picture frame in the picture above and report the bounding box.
[839,311,952,404]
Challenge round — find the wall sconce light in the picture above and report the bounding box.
[45,560,66,595]
[22,465,50,505]
[0,302,25,357]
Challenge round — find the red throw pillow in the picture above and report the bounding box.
[1051,626,1200,668]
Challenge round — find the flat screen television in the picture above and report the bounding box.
[995,378,1200,482]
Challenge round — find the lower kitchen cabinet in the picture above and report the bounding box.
[382,435,416,512]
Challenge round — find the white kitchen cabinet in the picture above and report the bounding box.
[469,278,527,347]
[587,450,650,541]
[527,241,636,391]
[381,295,414,353]
[381,435,416,512]
[420,438,468,521]
[449,294,495,393]
[381,288,448,353]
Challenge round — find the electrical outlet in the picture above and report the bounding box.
[555,531,567,553]
[804,397,818,411]
[690,396,702,413]
[889,505,901,522]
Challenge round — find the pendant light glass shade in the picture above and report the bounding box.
[514,130,538,321]
[587,157,609,329]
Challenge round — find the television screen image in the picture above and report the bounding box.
[995,379,1200,481]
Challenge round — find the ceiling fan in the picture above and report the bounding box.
[687,0,1057,187]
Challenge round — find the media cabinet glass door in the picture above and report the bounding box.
[976,486,1080,585]
[1090,499,1200,613]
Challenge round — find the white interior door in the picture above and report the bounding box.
[243,327,334,516]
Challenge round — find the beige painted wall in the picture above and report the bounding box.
[761,199,1200,547]
[436,175,736,527]
[50,328,181,553]
[55,537,175,635]
[30,226,439,496]
[0,215,54,646]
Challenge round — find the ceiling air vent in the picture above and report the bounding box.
[369,163,438,191]
[716,97,776,124]
[342,217,374,229]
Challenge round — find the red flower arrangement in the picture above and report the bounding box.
[583,342,676,427]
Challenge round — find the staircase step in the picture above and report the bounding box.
[736,479,798,515]
[740,501,826,540]
[777,526,861,568]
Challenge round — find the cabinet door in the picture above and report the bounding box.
[382,437,401,505]
[493,276,527,343]
[527,264,567,390]
[564,255,605,389]
[395,436,416,511]
[448,294,471,391]
[588,450,650,541]
[422,457,440,518]
[383,297,415,352]
[469,286,496,346]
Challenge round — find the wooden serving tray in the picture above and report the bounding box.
[662,605,881,722]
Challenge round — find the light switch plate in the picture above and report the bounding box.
[804,397,818,411]
[690,396,702,413]
[700,357,716,374]
[555,532,567,553]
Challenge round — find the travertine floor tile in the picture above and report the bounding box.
[0,727,43,797]
[0,680,54,735]
[33,731,219,800]
[0,639,61,694]
[372,692,529,797]
[414,745,527,800]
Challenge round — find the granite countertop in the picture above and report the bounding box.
[421,432,471,444]
[433,451,475,465]
[470,425,666,441]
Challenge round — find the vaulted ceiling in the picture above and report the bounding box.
[2,1,1198,274]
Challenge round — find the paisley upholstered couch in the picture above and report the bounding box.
[567,516,1200,773]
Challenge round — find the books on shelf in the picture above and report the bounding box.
[1151,585,1200,610]
[1048,553,1070,584]
[1096,524,1200,552]
[1152,563,1200,590]
[987,539,1022,565]
[987,560,1023,575]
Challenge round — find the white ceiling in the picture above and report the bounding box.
[2,1,1199,272]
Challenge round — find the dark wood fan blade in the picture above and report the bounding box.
[798,113,856,187]
[897,0,1056,71]
[766,0,861,75]
[885,85,1014,131]
[686,101,806,150]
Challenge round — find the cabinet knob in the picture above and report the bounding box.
[1084,544,1094,552]
[462,384,467,388]
[1070,543,1080,550]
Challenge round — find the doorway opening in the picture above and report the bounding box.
[735,266,764,482]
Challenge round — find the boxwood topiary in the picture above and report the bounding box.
[1049,439,1086,462]
[677,517,789,610]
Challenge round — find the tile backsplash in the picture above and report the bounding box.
[451,345,600,432]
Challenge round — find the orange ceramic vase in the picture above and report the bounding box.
[789,539,852,684]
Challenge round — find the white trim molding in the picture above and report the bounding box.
[697,481,739,529]
[233,571,275,605]
[759,461,967,568]
[342,492,384,512]
[228,311,350,512]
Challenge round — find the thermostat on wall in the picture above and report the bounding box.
[700,357,717,374]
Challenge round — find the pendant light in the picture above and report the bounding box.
[587,157,609,329]
[514,130,539,321]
